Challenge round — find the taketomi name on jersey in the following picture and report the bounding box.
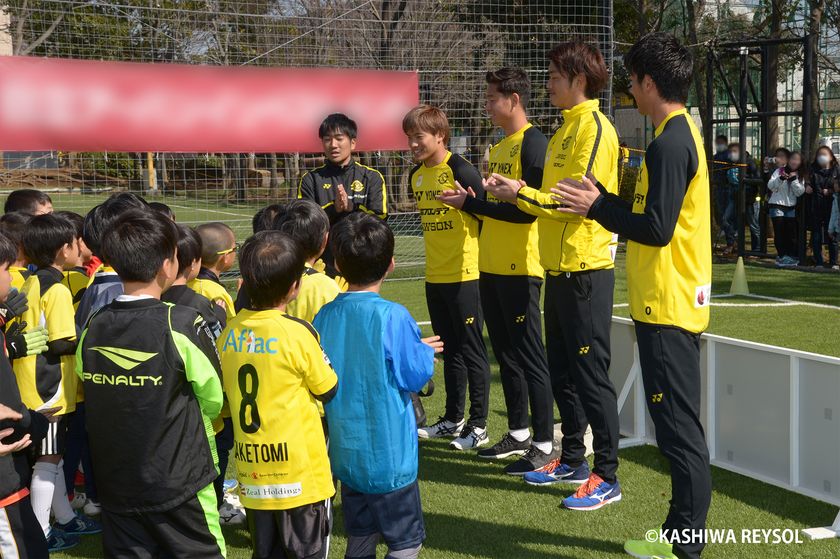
[222,328,280,354]
[235,441,289,464]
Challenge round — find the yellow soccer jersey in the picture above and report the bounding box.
[590,109,712,333]
[13,268,78,413]
[62,267,90,312]
[10,266,30,292]
[286,266,341,324]
[189,273,236,320]
[515,99,619,274]
[410,152,482,283]
[472,123,546,277]
[218,309,337,510]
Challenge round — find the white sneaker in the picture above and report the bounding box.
[218,501,246,525]
[69,493,86,510]
[82,499,101,516]
[450,425,489,450]
[418,417,465,439]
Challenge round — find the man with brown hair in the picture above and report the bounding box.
[438,67,553,476]
[485,41,622,511]
[403,105,492,452]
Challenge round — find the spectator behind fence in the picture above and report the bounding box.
[806,146,839,269]
[712,134,736,252]
[767,151,805,268]
[724,143,761,252]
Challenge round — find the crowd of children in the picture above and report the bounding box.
[0,32,710,559]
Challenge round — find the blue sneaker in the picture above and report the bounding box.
[523,459,590,486]
[55,513,103,535]
[562,473,622,511]
[47,528,79,552]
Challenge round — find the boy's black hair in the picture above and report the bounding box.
[0,232,18,267]
[273,200,329,261]
[0,212,31,253]
[485,67,531,108]
[774,147,792,158]
[148,202,175,220]
[4,189,52,215]
[175,224,202,278]
[252,204,286,234]
[715,134,728,143]
[330,212,393,286]
[239,231,305,310]
[319,113,358,140]
[102,209,178,283]
[54,211,84,238]
[83,192,149,257]
[195,222,235,267]
[22,213,77,269]
[623,32,693,104]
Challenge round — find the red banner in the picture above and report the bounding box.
[0,56,419,153]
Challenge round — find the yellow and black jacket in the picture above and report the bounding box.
[410,152,483,284]
[588,109,711,333]
[462,123,546,278]
[298,159,387,224]
[515,99,619,274]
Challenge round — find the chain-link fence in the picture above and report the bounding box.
[0,0,614,273]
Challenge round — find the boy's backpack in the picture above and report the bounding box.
[411,381,435,427]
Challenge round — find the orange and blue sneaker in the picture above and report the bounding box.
[562,473,622,511]
[523,459,590,486]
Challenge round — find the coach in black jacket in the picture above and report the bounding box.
[298,113,387,277]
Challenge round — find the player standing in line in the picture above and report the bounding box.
[552,33,712,558]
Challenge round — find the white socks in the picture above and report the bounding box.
[534,441,553,454]
[509,428,530,442]
[52,460,78,525]
[31,459,77,536]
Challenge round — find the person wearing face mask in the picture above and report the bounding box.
[712,135,736,252]
[767,151,805,267]
[806,147,840,268]
[724,143,761,253]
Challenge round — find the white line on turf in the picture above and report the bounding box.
[167,203,253,218]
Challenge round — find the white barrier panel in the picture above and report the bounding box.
[609,317,840,539]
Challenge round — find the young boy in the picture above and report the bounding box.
[0,230,51,558]
[275,200,341,323]
[485,42,623,510]
[438,67,554,474]
[403,104,491,450]
[189,222,237,320]
[76,209,225,558]
[75,192,150,328]
[54,211,100,517]
[298,113,387,277]
[161,224,241,525]
[219,230,337,559]
[234,205,288,313]
[148,201,175,220]
[56,211,93,310]
[0,212,32,292]
[17,213,99,551]
[4,189,53,216]
[314,213,441,559]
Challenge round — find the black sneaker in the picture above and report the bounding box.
[504,444,555,476]
[477,432,532,459]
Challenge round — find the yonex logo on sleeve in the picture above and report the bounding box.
[90,346,158,371]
